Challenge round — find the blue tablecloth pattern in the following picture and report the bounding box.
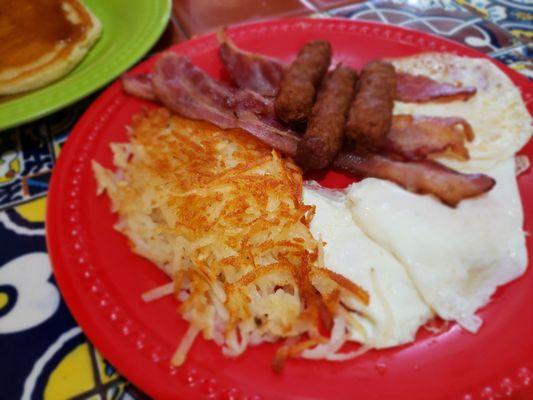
[0,2,530,398]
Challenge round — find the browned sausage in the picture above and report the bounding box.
[274,40,332,125]
[295,66,358,170]
[345,61,396,149]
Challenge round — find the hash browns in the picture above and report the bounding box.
[93,108,369,368]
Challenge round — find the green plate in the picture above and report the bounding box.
[0,0,171,131]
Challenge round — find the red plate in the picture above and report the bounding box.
[47,18,533,400]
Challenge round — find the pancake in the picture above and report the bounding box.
[0,0,102,96]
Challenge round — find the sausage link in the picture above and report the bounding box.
[274,40,332,125]
[345,61,396,149]
[295,66,358,170]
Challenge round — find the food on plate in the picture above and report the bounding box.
[93,108,370,369]
[217,28,477,106]
[346,158,526,332]
[333,152,495,207]
[340,52,531,331]
[214,39,502,205]
[390,53,532,167]
[105,36,531,369]
[305,156,526,338]
[274,40,332,125]
[383,115,474,161]
[122,52,495,206]
[0,0,102,96]
[218,29,284,98]
[142,53,299,155]
[303,186,433,347]
[296,66,357,170]
[345,61,396,149]
[395,72,476,103]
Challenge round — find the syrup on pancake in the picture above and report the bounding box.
[0,0,101,95]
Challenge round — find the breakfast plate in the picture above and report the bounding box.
[0,0,171,131]
[47,18,533,400]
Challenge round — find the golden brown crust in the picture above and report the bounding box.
[94,109,370,368]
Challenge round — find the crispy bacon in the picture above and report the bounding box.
[143,52,299,155]
[396,72,476,103]
[218,29,285,97]
[215,37,477,105]
[385,115,474,160]
[333,152,495,206]
[122,69,475,165]
[123,67,298,156]
[122,73,156,101]
[122,53,494,206]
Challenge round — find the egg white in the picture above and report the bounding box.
[303,186,432,347]
[303,53,530,347]
[390,53,532,171]
[346,158,527,332]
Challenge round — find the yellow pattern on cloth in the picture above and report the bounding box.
[44,343,94,399]
[16,197,47,223]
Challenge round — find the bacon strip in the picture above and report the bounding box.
[215,38,477,105]
[217,29,285,98]
[122,54,493,206]
[396,72,476,103]
[122,71,475,164]
[123,69,267,117]
[146,53,298,155]
[333,152,495,206]
[122,73,156,101]
[385,115,474,160]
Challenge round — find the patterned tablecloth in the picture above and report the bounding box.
[0,0,531,399]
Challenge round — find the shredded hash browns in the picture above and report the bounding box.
[93,108,369,369]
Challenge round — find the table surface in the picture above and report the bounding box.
[0,0,531,399]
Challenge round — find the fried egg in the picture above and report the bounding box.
[305,54,530,338]
[346,158,527,332]
[303,185,432,347]
[390,53,532,170]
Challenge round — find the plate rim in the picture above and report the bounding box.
[0,0,171,131]
[46,17,533,400]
